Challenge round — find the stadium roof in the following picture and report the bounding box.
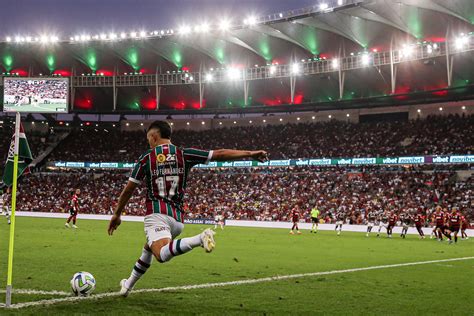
[1,0,474,113]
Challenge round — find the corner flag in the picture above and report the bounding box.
[2,123,33,187]
[4,113,34,308]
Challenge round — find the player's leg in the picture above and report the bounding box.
[444,229,452,243]
[121,214,215,297]
[72,214,78,228]
[220,221,224,230]
[121,243,154,294]
[430,227,436,239]
[65,210,73,227]
[295,223,301,234]
[290,222,296,234]
[454,230,458,243]
[5,208,10,225]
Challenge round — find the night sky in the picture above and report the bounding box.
[0,0,316,38]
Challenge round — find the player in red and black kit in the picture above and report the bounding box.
[445,208,462,244]
[461,214,469,240]
[413,212,425,239]
[433,207,446,241]
[289,207,302,235]
[65,189,80,228]
[387,212,397,238]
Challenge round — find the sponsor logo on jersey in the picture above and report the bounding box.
[157,154,167,163]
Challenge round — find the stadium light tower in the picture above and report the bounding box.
[291,63,300,74]
[244,16,257,26]
[269,65,277,75]
[219,19,231,31]
[361,53,370,66]
[205,73,213,82]
[454,35,468,50]
[401,44,414,58]
[179,25,191,35]
[227,67,241,80]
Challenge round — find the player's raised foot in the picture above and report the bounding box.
[72,225,78,229]
[119,279,132,297]
[64,223,70,228]
[201,228,216,253]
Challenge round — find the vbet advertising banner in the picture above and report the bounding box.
[48,155,474,170]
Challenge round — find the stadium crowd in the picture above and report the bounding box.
[49,114,473,162]
[15,167,473,226]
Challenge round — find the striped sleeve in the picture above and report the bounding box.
[129,154,148,184]
[183,148,213,166]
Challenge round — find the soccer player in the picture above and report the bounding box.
[400,212,411,239]
[214,212,225,230]
[445,208,462,244]
[335,211,344,236]
[387,212,397,238]
[376,212,388,237]
[461,213,469,240]
[366,210,376,237]
[289,207,302,235]
[310,206,320,233]
[65,189,81,228]
[413,212,425,239]
[107,121,268,297]
[0,187,11,225]
[433,206,446,241]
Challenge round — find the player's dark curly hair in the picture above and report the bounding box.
[147,120,172,139]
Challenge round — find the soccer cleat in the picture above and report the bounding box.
[65,223,70,228]
[366,233,369,237]
[72,225,78,229]
[8,220,11,225]
[448,240,454,245]
[289,230,294,234]
[119,279,132,297]
[201,228,216,253]
[297,231,302,235]
[337,231,341,236]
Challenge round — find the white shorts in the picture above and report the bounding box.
[367,222,374,227]
[336,220,343,225]
[144,214,184,247]
[379,222,388,228]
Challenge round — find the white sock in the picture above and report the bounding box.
[159,235,202,263]
[125,247,153,289]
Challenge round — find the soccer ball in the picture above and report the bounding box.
[70,272,96,296]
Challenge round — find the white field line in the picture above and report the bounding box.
[0,289,70,296]
[3,256,474,309]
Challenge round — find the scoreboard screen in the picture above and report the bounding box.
[3,78,69,113]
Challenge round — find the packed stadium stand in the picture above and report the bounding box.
[16,167,473,224]
[47,113,473,162]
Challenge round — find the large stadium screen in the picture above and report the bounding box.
[3,78,69,113]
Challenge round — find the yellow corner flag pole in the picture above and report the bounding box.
[5,112,21,308]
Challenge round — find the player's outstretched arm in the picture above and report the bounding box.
[211,149,268,162]
[108,180,137,235]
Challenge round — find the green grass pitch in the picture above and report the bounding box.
[0,216,473,315]
[3,103,67,113]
